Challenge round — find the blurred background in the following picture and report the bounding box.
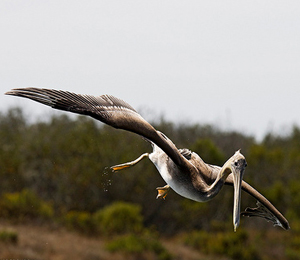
[0,1,300,259]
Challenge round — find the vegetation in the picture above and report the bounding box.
[63,210,96,234]
[63,201,144,235]
[0,107,299,259]
[95,201,144,235]
[0,189,54,221]
[106,232,172,260]
[0,230,18,244]
[183,229,261,260]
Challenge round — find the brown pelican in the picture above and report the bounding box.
[5,88,290,231]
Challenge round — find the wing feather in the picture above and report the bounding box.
[6,88,188,168]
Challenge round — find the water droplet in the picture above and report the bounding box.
[101,166,114,192]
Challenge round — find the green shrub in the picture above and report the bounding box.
[106,232,172,260]
[0,189,53,221]
[94,201,143,235]
[285,248,300,260]
[285,221,300,260]
[184,229,260,260]
[190,138,225,165]
[64,210,96,234]
[0,230,18,244]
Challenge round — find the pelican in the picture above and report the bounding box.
[5,88,290,231]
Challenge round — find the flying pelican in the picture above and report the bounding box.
[5,88,290,231]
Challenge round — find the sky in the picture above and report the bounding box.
[1,1,300,140]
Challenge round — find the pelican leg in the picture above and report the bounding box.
[156,185,170,200]
[110,153,149,172]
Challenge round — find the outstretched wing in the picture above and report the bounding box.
[241,202,287,228]
[5,88,188,168]
[225,175,289,230]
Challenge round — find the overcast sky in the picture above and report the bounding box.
[1,1,299,140]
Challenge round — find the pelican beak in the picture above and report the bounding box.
[232,160,246,232]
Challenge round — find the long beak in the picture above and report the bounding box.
[232,167,244,232]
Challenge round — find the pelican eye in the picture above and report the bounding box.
[234,161,238,166]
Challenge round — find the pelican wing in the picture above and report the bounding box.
[225,176,289,230]
[5,88,188,168]
[241,202,287,228]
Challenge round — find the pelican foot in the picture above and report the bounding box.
[156,185,170,200]
[110,153,149,172]
[110,163,131,172]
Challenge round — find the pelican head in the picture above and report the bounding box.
[222,150,247,231]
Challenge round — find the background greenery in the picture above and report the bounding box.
[0,107,299,259]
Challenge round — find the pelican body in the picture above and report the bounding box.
[5,88,290,231]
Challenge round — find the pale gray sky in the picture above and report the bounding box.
[1,1,300,140]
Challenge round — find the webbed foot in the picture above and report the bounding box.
[110,153,149,172]
[156,185,170,200]
[110,163,131,172]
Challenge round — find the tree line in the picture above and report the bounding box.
[0,107,299,234]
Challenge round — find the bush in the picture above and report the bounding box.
[0,230,18,244]
[285,220,300,260]
[62,202,144,235]
[190,138,225,165]
[94,201,143,235]
[184,229,260,260]
[64,210,96,234]
[106,232,172,260]
[0,189,53,221]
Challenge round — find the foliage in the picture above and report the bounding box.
[94,201,143,235]
[189,138,225,165]
[63,201,144,236]
[63,210,96,234]
[106,232,172,260]
[0,230,18,244]
[0,108,26,192]
[0,189,53,221]
[183,229,261,260]
[285,220,300,260]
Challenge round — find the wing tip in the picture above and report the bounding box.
[241,201,290,230]
[5,88,20,96]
